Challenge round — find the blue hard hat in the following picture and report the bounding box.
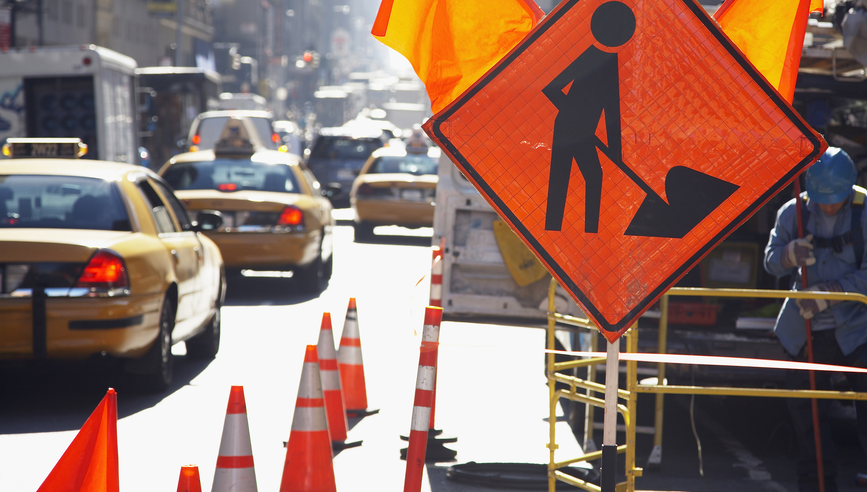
[806,147,856,204]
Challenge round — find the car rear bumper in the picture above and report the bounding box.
[0,292,162,360]
[354,200,435,228]
[206,232,319,268]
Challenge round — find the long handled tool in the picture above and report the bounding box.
[793,178,826,492]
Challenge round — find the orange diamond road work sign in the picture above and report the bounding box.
[423,0,826,342]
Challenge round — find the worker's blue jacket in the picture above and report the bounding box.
[764,188,867,356]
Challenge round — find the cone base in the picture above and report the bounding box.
[280,430,335,492]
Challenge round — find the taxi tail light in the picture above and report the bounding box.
[277,205,304,226]
[74,249,130,293]
[357,183,374,196]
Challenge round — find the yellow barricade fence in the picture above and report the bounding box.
[545,278,867,492]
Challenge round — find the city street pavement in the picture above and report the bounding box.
[2,218,867,491]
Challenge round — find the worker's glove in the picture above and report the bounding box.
[782,234,816,269]
[796,281,843,319]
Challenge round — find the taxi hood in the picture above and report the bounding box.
[0,229,132,262]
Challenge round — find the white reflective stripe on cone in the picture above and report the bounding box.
[421,324,440,343]
[291,406,329,432]
[338,345,363,364]
[317,332,337,359]
[320,369,341,391]
[212,468,257,492]
[416,365,435,391]
[298,362,324,398]
[218,414,253,457]
[411,406,432,432]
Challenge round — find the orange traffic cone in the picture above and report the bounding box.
[317,313,350,445]
[176,465,202,492]
[338,298,378,417]
[280,345,336,492]
[37,388,118,492]
[213,386,258,492]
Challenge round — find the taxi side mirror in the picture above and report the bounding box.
[194,210,223,231]
[322,182,342,198]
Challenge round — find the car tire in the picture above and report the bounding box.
[186,281,221,360]
[324,251,334,280]
[354,221,374,242]
[296,249,326,293]
[127,295,174,392]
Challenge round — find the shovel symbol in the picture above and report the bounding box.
[596,140,739,238]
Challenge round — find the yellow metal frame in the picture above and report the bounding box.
[546,279,867,492]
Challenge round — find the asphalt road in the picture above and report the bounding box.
[1,219,866,491]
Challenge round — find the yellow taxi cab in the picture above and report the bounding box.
[0,138,225,391]
[350,133,439,241]
[159,118,336,293]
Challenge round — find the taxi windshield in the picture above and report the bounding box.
[367,155,438,176]
[162,159,302,193]
[0,175,131,231]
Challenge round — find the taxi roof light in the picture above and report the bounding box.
[74,249,130,292]
[2,138,87,158]
[277,205,303,226]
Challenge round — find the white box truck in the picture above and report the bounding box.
[0,45,138,163]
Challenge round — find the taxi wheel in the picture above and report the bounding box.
[127,296,174,392]
[296,252,326,293]
[354,222,374,242]
[186,287,221,360]
[324,253,334,280]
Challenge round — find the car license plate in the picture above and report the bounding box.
[401,189,423,201]
[336,169,355,180]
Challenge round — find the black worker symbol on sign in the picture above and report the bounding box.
[542,1,739,238]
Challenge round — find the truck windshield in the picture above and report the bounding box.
[0,175,131,231]
[367,154,439,176]
[310,136,383,160]
[162,159,302,194]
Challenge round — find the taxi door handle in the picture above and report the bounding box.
[171,249,179,263]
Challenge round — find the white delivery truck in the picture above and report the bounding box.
[0,45,138,163]
[432,153,585,320]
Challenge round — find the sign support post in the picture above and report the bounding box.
[601,338,619,492]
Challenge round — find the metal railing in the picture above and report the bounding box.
[545,278,867,492]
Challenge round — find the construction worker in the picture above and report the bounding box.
[764,147,867,492]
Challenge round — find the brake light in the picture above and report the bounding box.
[357,183,374,196]
[75,249,129,291]
[272,133,280,144]
[218,183,238,192]
[192,134,201,145]
[277,206,303,226]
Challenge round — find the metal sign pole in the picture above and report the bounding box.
[601,338,619,492]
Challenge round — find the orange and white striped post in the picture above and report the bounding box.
[213,386,258,492]
[429,243,444,308]
[404,307,442,492]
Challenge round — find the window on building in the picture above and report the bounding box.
[76,4,86,28]
[48,0,59,20]
[61,0,72,24]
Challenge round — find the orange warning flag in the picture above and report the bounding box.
[371,0,544,113]
[37,388,119,492]
[714,0,823,103]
